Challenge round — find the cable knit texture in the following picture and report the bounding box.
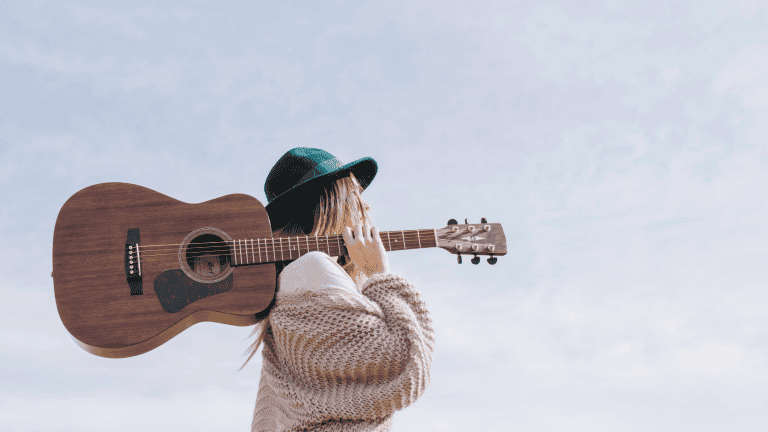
[251,272,434,432]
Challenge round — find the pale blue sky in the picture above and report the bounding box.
[2,1,768,431]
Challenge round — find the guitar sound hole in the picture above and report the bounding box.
[185,234,231,279]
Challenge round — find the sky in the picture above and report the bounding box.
[2,0,768,430]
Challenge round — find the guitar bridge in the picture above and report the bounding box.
[125,228,143,295]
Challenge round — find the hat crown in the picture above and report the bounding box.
[264,148,344,203]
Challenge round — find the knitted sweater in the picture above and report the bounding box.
[251,252,435,432]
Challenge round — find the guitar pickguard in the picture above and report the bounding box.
[153,270,234,313]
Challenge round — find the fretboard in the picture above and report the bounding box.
[229,229,437,265]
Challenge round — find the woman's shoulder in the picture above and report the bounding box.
[276,251,358,300]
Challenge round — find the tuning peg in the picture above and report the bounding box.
[471,255,480,265]
[457,254,462,264]
[448,219,458,225]
[487,256,497,265]
[465,218,468,224]
[481,217,487,223]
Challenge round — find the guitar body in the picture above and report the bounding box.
[52,183,276,358]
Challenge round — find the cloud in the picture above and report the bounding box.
[0,386,254,432]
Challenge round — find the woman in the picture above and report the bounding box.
[242,148,435,432]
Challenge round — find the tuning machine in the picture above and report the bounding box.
[471,255,480,265]
[457,254,462,264]
[487,255,497,265]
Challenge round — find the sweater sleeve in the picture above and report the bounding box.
[265,271,434,422]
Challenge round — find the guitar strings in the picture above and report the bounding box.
[136,239,429,258]
[134,230,435,251]
[133,232,435,261]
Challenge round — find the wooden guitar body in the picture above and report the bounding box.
[52,183,276,358]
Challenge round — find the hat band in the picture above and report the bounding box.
[297,158,344,184]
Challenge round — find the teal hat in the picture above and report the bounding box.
[264,148,377,230]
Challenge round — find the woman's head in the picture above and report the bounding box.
[274,172,372,271]
[312,172,370,232]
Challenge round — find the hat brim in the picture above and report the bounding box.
[265,156,378,231]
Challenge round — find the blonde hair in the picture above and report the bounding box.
[239,172,370,370]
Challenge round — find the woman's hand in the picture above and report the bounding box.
[342,223,391,277]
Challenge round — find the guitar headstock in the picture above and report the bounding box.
[435,219,507,263]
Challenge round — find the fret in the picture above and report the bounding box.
[418,229,436,248]
[416,230,421,248]
[279,237,284,261]
[325,235,330,256]
[250,239,254,264]
[232,240,237,265]
[271,238,276,262]
[401,230,406,250]
[306,235,310,255]
[258,238,262,263]
[386,230,404,251]
[336,234,341,257]
[284,237,290,260]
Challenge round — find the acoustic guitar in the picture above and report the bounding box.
[52,182,507,358]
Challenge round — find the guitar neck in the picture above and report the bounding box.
[229,229,437,266]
